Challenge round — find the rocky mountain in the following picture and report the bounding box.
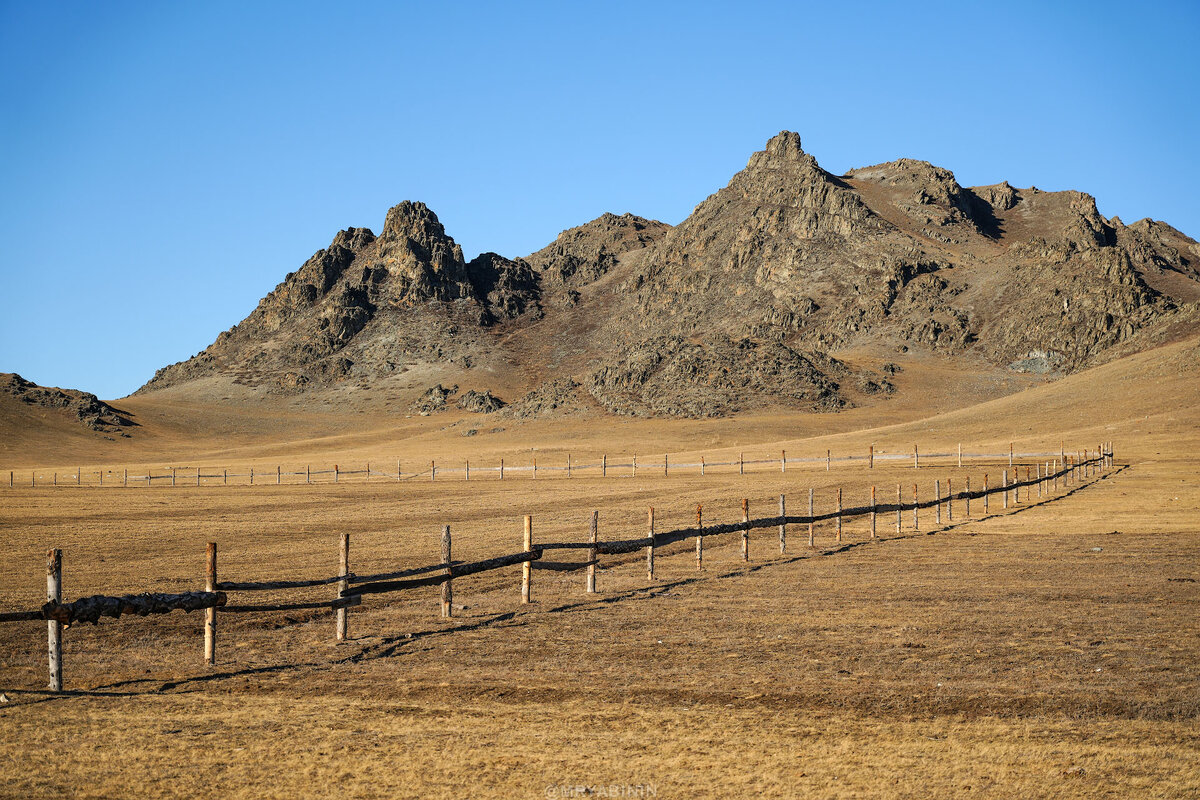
[138,132,1200,417]
[2,373,137,435]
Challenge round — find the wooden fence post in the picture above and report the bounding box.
[522,516,533,604]
[778,494,787,553]
[965,476,971,516]
[739,453,744,475]
[441,526,453,618]
[278,465,282,484]
[781,450,786,473]
[464,460,469,481]
[337,533,350,639]
[870,486,877,538]
[223,469,228,486]
[123,468,127,487]
[664,454,668,477]
[700,456,705,476]
[534,458,538,479]
[567,453,572,479]
[587,511,599,593]
[808,488,815,547]
[601,454,606,477]
[500,459,505,480]
[912,484,918,531]
[914,444,919,469]
[47,548,62,692]
[1003,470,1009,509]
[334,464,339,484]
[741,499,750,561]
[947,478,953,521]
[869,445,874,469]
[895,484,902,533]
[826,449,831,471]
[983,474,989,513]
[836,488,843,543]
[1009,443,1014,468]
[431,461,436,482]
[935,479,942,525]
[204,542,217,665]
[695,504,704,570]
[647,507,656,579]
[364,462,369,483]
[632,455,637,478]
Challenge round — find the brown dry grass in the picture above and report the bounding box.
[1,336,1199,798]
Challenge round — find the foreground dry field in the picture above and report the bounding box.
[1,338,1199,798]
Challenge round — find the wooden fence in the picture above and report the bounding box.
[4,441,1113,489]
[0,445,1115,692]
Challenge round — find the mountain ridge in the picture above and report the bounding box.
[136,132,1200,418]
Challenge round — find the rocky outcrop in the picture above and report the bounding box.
[2,373,137,434]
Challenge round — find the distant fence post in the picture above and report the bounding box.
[869,445,874,469]
[500,459,505,480]
[441,525,453,618]
[567,453,572,479]
[633,455,637,478]
[601,454,606,478]
[464,460,469,482]
[204,542,217,665]
[935,479,942,525]
[587,511,598,593]
[647,507,656,579]
[808,489,815,547]
[664,454,668,477]
[914,444,919,469]
[826,450,831,472]
[431,461,436,482]
[337,533,350,638]
[836,488,843,543]
[1009,443,1014,468]
[741,499,750,561]
[870,486,877,538]
[965,476,971,516]
[533,458,538,479]
[1003,470,1009,509]
[778,494,787,554]
[47,548,62,692]
[334,464,339,484]
[912,484,918,531]
[522,516,533,603]
[739,453,744,475]
[983,474,989,513]
[695,504,704,570]
[700,456,705,476]
[123,468,127,487]
[781,450,786,474]
[947,478,953,521]
[223,469,227,486]
[895,484,902,533]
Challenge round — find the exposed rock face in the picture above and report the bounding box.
[457,389,505,413]
[2,374,137,434]
[525,212,671,298]
[135,131,1200,417]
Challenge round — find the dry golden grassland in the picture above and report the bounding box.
[1,338,1198,798]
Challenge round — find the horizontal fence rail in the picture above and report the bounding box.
[0,444,1115,692]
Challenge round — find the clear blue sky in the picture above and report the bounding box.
[2,0,1197,399]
